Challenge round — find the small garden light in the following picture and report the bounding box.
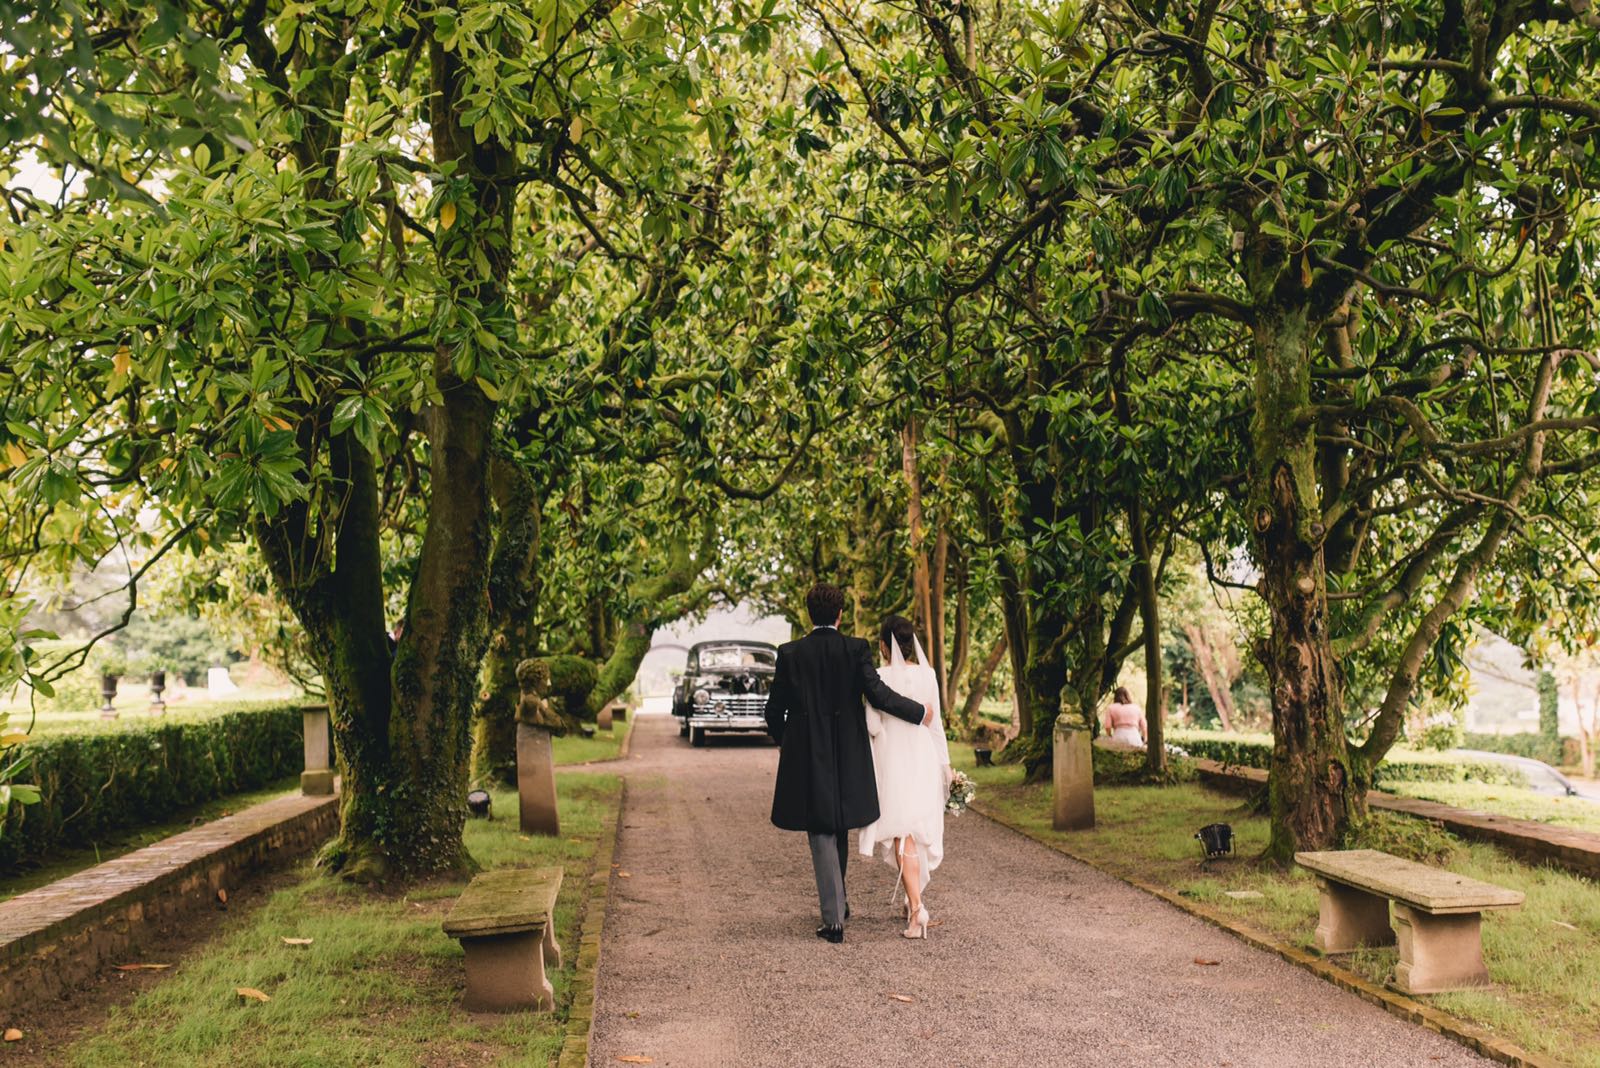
[1196,822,1234,859]
[466,789,492,819]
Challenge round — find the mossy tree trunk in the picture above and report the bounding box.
[256,37,509,882]
[472,457,543,787]
[1249,303,1362,863]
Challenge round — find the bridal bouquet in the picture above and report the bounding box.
[946,771,976,816]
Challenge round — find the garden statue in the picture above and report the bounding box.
[515,658,566,733]
[515,658,561,836]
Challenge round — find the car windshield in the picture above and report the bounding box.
[696,646,775,670]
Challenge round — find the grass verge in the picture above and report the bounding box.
[1,775,300,902]
[553,718,633,765]
[1381,779,1600,835]
[59,773,623,1068]
[952,749,1600,1068]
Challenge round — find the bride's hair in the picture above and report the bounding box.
[878,615,917,661]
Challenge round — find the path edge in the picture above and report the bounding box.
[969,802,1560,1068]
[556,777,626,1068]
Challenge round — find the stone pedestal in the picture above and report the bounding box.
[301,706,335,796]
[1052,722,1094,831]
[517,723,560,836]
[1391,904,1492,994]
[1313,877,1396,953]
[459,926,557,1012]
[597,705,613,732]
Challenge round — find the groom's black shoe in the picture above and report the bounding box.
[816,924,845,943]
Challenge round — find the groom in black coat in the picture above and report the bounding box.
[765,583,930,942]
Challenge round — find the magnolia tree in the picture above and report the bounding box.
[795,0,1600,845]
[0,0,786,879]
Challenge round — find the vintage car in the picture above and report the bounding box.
[671,640,778,746]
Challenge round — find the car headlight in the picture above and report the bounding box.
[693,688,711,706]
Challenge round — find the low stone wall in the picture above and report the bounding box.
[1193,759,1600,881]
[0,792,339,1012]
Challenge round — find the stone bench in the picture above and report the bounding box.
[442,866,564,1012]
[1295,848,1523,994]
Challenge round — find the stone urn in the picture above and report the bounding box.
[98,674,120,719]
[149,670,167,712]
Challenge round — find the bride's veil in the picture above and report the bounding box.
[888,631,931,669]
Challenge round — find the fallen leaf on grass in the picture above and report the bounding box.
[236,987,271,1002]
[1193,958,1221,966]
[3,1029,21,1042]
[114,963,171,972]
[616,1057,653,1064]
[1552,920,1578,931]
[519,836,530,842]
[887,994,915,1003]
[626,1011,641,1019]
[281,938,314,946]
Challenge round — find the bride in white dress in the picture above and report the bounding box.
[859,615,950,940]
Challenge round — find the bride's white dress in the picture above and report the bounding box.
[858,656,950,895]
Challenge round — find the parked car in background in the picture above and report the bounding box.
[1453,750,1600,802]
[671,641,777,747]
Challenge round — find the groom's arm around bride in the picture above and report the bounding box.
[762,583,932,941]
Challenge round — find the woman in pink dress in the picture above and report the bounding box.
[1102,686,1146,746]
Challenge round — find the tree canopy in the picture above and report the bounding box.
[3,0,1599,872]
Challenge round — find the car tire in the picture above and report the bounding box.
[690,726,706,747]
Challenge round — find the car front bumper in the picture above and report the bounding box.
[688,713,768,732]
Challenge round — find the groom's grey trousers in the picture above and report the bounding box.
[808,831,851,926]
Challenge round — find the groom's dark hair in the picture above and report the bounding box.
[805,583,846,627]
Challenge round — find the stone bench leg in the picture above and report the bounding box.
[1391,905,1491,994]
[460,928,554,1013]
[1313,878,1396,953]
[542,913,561,970]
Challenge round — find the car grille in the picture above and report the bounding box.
[708,694,767,716]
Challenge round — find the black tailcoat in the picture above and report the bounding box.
[764,628,925,833]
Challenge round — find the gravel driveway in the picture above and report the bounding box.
[589,715,1489,1068]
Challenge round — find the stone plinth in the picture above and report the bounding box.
[302,706,334,796]
[1052,722,1094,831]
[597,705,613,732]
[517,723,560,836]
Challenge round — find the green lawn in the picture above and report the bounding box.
[552,716,633,765]
[1381,779,1600,834]
[61,774,622,1068]
[954,750,1600,1068]
[1,776,301,902]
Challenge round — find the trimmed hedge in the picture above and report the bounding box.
[1168,730,1526,788]
[1460,731,1578,768]
[1,702,307,873]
